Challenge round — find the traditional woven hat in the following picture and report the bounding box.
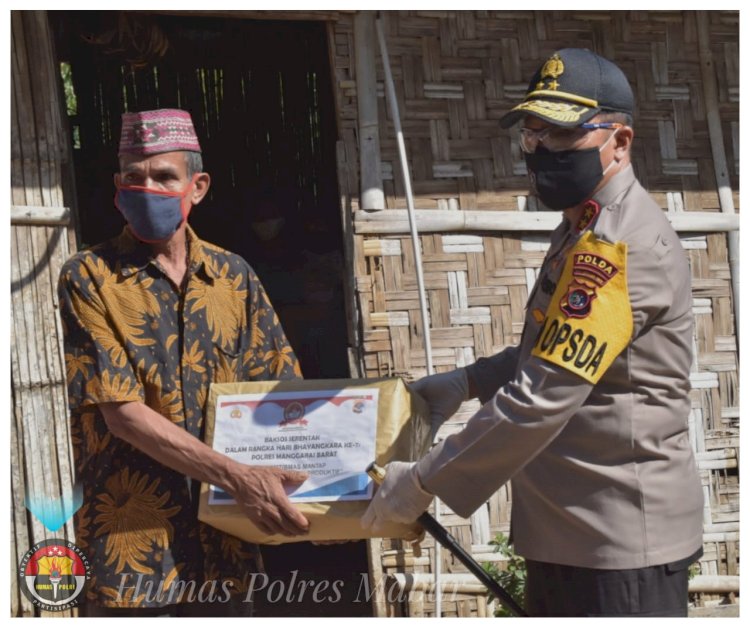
[500,48,633,128]
[118,108,201,155]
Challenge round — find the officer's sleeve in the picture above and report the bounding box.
[242,268,302,381]
[626,238,678,339]
[57,260,145,410]
[417,358,592,517]
[417,231,651,517]
[465,345,520,404]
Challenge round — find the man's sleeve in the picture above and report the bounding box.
[417,357,592,517]
[242,268,302,381]
[625,237,679,340]
[416,232,677,517]
[57,259,145,410]
[465,345,520,404]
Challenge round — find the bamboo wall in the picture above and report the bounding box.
[331,10,739,616]
[10,11,78,617]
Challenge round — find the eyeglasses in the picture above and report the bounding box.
[519,122,623,153]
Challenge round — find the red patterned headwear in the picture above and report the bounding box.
[118,109,201,156]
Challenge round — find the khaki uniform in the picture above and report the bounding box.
[417,165,704,569]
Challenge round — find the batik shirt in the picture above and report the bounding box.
[58,225,302,608]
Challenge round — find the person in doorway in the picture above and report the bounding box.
[58,108,308,616]
[361,48,704,617]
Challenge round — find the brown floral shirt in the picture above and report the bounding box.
[58,225,302,608]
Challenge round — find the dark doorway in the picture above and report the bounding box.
[51,11,349,380]
[51,11,369,617]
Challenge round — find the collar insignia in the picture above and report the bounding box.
[576,200,601,233]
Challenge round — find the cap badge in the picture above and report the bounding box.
[540,53,565,91]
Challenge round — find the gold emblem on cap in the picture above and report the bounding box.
[541,53,565,80]
[539,53,564,92]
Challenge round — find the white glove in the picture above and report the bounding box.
[411,368,469,430]
[361,461,433,532]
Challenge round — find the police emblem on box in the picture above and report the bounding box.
[280,400,308,429]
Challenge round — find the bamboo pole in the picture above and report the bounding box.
[375,13,441,618]
[374,19,434,375]
[354,11,385,212]
[688,576,740,595]
[335,140,366,379]
[696,11,739,339]
[354,209,739,234]
[11,205,70,226]
[366,537,389,618]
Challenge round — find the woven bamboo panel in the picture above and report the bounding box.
[333,10,739,616]
[10,10,78,617]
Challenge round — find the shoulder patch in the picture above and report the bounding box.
[531,231,632,384]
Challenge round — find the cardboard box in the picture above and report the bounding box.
[198,377,431,544]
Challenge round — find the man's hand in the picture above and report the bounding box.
[360,461,433,532]
[411,368,469,431]
[99,401,310,537]
[226,464,310,537]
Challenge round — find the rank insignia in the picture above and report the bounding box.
[576,200,601,233]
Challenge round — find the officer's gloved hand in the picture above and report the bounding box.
[410,368,469,431]
[360,461,433,531]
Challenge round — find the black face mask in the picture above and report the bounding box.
[524,145,604,211]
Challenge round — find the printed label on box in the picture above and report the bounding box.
[209,389,379,504]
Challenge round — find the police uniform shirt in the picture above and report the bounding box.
[416,165,704,570]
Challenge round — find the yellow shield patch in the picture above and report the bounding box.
[531,231,632,384]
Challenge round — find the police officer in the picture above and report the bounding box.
[361,48,704,617]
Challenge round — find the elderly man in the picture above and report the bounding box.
[58,109,308,616]
[362,49,704,617]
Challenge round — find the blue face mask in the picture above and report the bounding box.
[115,176,197,243]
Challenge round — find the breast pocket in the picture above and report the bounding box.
[210,343,243,384]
